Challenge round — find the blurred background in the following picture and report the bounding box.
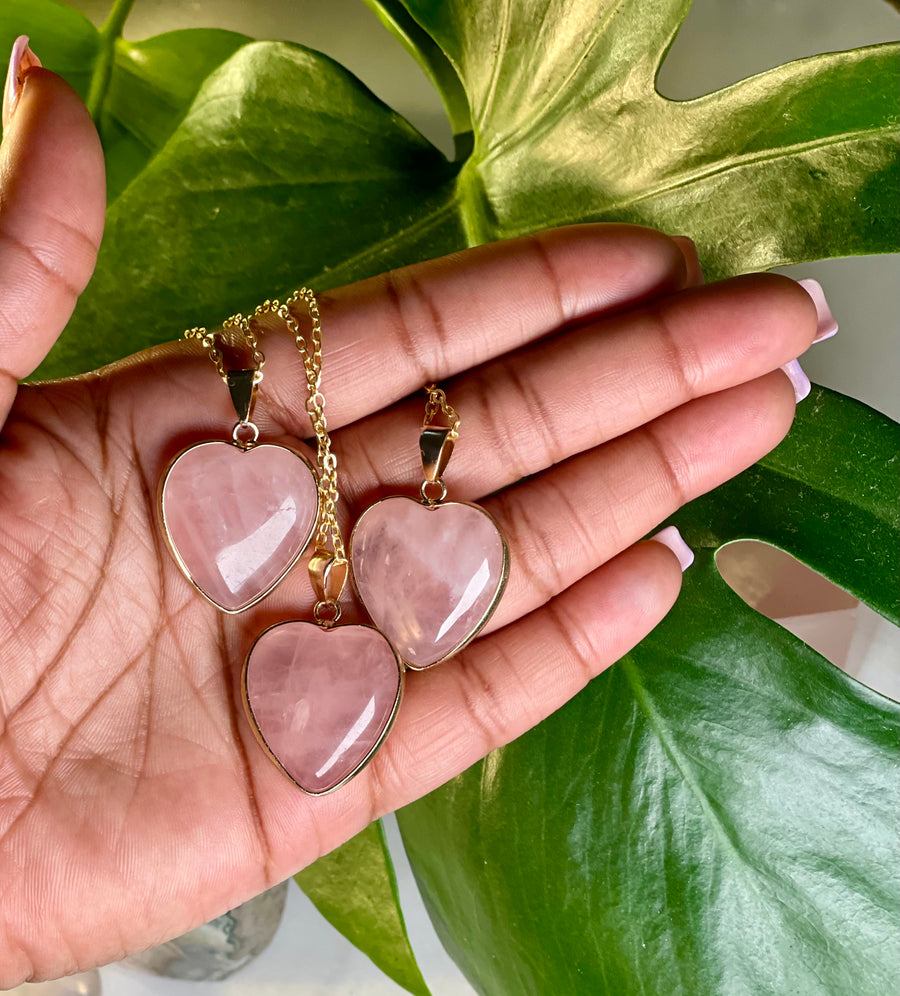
[13,1,899,993]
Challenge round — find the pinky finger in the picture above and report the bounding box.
[365,536,689,814]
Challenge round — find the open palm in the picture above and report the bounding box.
[0,65,820,985]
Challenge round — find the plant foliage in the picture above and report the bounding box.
[1,1,897,992]
[399,389,900,994]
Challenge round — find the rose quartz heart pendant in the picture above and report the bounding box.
[243,621,404,794]
[159,440,319,613]
[350,496,509,669]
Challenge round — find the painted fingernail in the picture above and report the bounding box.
[780,358,811,403]
[796,278,838,342]
[649,525,694,572]
[3,35,41,132]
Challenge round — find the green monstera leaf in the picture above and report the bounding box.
[378,0,899,269]
[398,389,900,994]
[39,37,463,376]
[0,0,893,376]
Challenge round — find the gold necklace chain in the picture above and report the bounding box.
[423,384,460,437]
[183,321,266,385]
[222,312,267,384]
[253,289,344,564]
[192,292,342,561]
[185,290,346,622]
[183,325,229,382]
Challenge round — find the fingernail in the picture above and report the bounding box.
[3,35,41,132]
[671,235,704,286]
[780,358,811,403]
[796,278,838,342]
[649,525,694,572]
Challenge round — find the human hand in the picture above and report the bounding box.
[0,49,823,985]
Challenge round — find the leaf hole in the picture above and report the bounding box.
[715,540,899,701]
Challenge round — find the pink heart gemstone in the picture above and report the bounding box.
[244,621,403,794]
[350,497,508,669]
[160,441,318,612]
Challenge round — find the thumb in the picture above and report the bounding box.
[0,36,106,424]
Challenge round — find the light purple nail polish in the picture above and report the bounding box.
[796,278,838,343]
[649,525,694,572]
[780,358,811,403]
[3,35,41,132]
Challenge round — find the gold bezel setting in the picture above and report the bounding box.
[241,620,405,796]
[349,494,510,670]
[157,438,319,614]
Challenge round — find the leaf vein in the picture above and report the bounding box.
[504,123,896,233]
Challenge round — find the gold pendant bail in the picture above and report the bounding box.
[309,549,349,605]
[226,368,258,425]
[420,425,456,485]
[309,550,348,628]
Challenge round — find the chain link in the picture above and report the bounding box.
[222,313,266,383]
[423,384,460,437]
[183,326,228,380]
[241,289,345,563]
[183,319,265,384]
[184,291,343,564]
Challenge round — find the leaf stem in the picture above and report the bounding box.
[455,158,497,246]
[86,0,136,120]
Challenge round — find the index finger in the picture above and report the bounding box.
[98,225,692,463]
